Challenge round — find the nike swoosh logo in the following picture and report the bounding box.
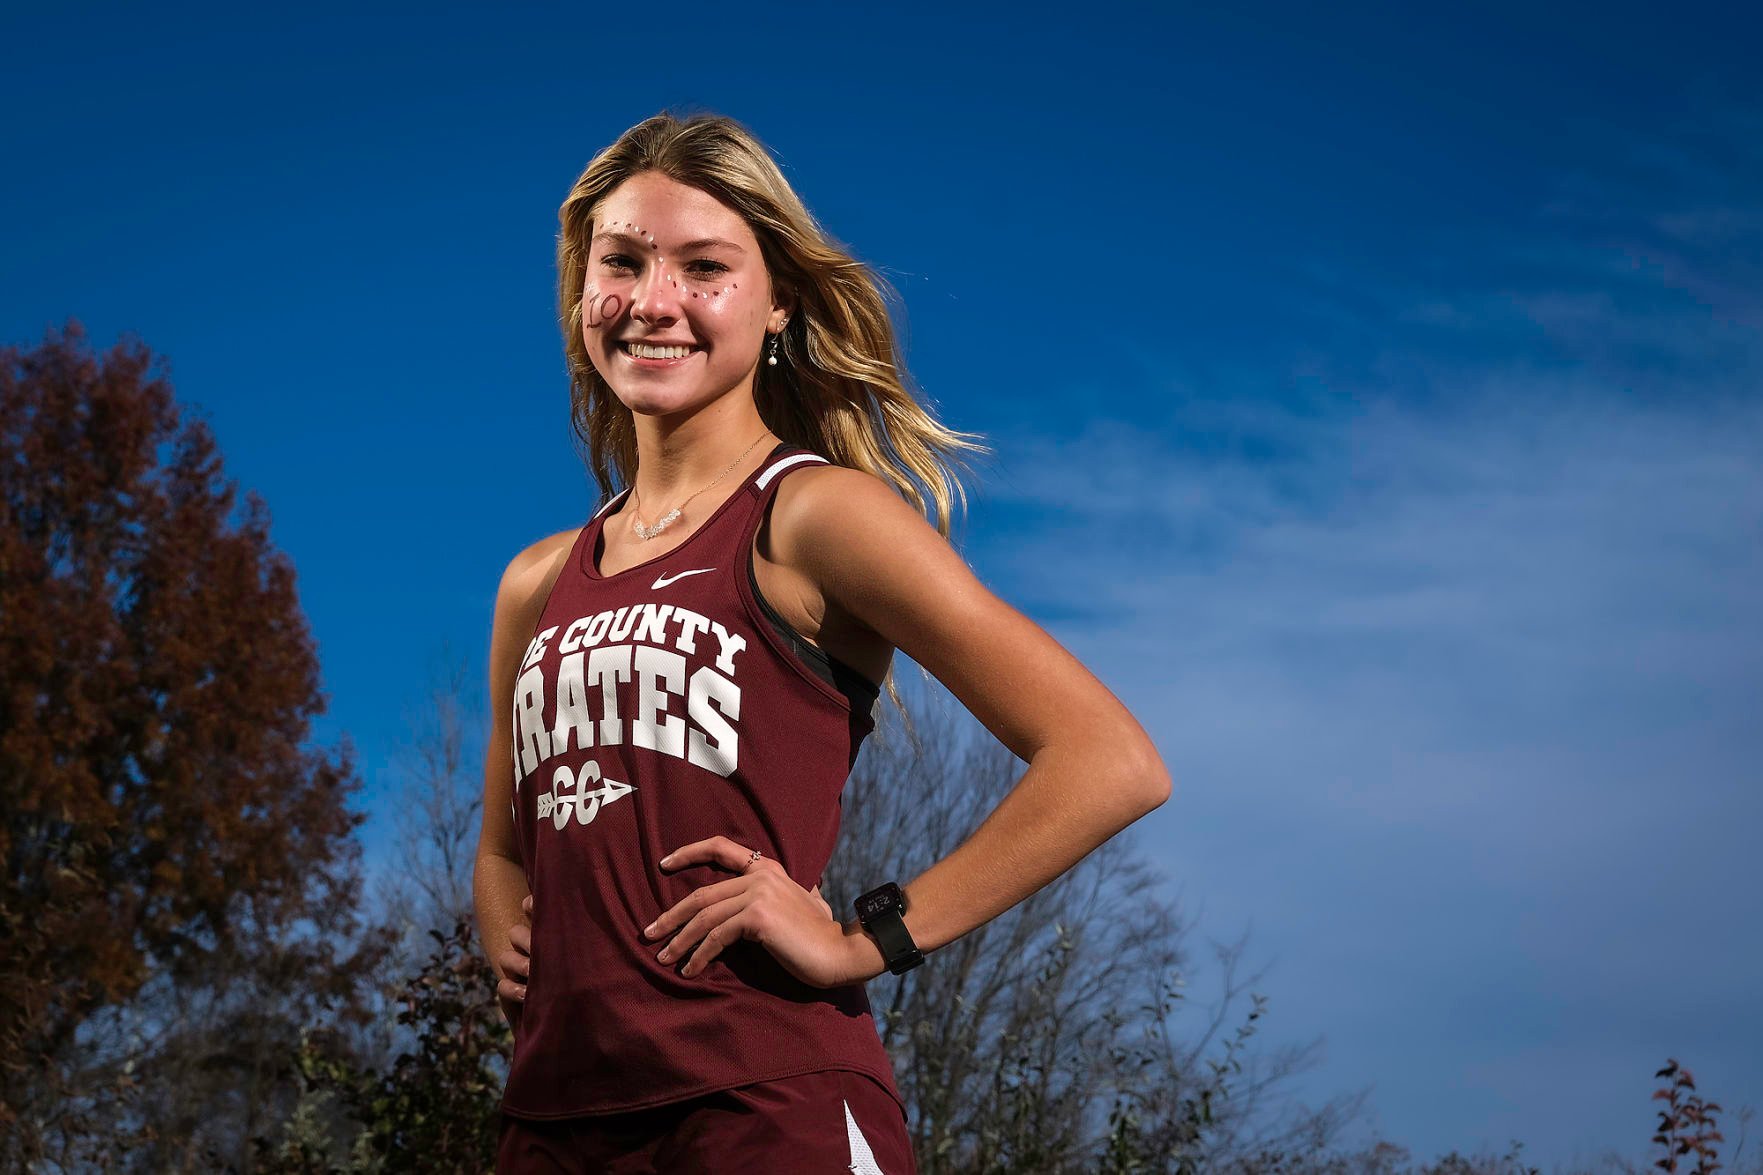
[651,567,716,590]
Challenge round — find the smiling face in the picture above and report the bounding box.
[582,171,787,424]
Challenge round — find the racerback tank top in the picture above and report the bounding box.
[499,442,906,1121]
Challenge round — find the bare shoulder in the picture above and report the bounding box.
[489,526,582,684]
[499,526,583,614]
[765,462,972,625]
[767,463,933,579]
[769,463,921,538]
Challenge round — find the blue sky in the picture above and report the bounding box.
[4,2,1759,1167]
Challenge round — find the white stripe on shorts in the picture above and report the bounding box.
[843,1096,888,1174]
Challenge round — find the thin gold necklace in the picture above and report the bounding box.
[629,430,774,541]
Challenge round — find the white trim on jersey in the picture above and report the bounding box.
[755,453,830,489]
[591,486,634,522]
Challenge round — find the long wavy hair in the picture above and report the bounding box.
[556,108,990,736]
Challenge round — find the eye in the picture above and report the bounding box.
[597,255,730,282]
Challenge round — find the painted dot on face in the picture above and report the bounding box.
[600,219,741,301]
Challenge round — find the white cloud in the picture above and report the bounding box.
[974,343,1763,1162]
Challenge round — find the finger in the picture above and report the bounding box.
[497,946,530,981]
[645,873,757,942]
[661,894,755,978]
[660,836,780,876]
[522,894,534,917]
[659,890,754,963]
[498,976,527,1002]
[510,923,531,953]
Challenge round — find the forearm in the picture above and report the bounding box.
[840,741,1169,981]
[474,850,530,982]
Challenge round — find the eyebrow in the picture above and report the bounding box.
[590,229,746,254]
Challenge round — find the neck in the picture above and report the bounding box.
[628,397,775,508]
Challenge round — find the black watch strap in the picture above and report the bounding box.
[855,882,924,975]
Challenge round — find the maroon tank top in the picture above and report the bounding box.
[499,442,906,1121]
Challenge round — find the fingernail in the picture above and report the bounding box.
[659,853,675,867]
[643,922,658,938]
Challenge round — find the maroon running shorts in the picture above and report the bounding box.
[496,1067,917,1174]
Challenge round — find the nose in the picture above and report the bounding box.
[628,256,685,327]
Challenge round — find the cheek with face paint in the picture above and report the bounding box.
[584,282,623,332]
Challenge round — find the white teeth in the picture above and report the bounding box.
[624,343,695,359]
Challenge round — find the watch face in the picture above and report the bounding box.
[858,883,902,921]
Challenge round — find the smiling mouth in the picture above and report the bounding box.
[618,342,702,358]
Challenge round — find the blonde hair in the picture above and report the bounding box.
[555,108,990,737]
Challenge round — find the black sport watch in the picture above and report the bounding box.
[855,881,924,975]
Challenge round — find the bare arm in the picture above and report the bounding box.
[773,467,1173,979]
[473,535,570,1021]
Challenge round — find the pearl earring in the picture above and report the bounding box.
[767,321,786,367]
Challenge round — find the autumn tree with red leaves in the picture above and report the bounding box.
[0,321,396,1170]
[1653,1060,1728,1175]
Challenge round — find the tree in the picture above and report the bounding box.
[373,641,486,976]
[249,915,510,1175]
[0,321,396,1170]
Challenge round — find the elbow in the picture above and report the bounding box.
[1083,728,1170,815]
[1132,743,1173,811]
[1140,776,1173,813]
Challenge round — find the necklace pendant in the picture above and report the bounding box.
[625,431,772,544]
[634,507,681,540]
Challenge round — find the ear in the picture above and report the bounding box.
[771,286,798,333]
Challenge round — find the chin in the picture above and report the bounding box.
[615,388,707,419]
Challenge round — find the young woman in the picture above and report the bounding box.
[475,111,1171,1174]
